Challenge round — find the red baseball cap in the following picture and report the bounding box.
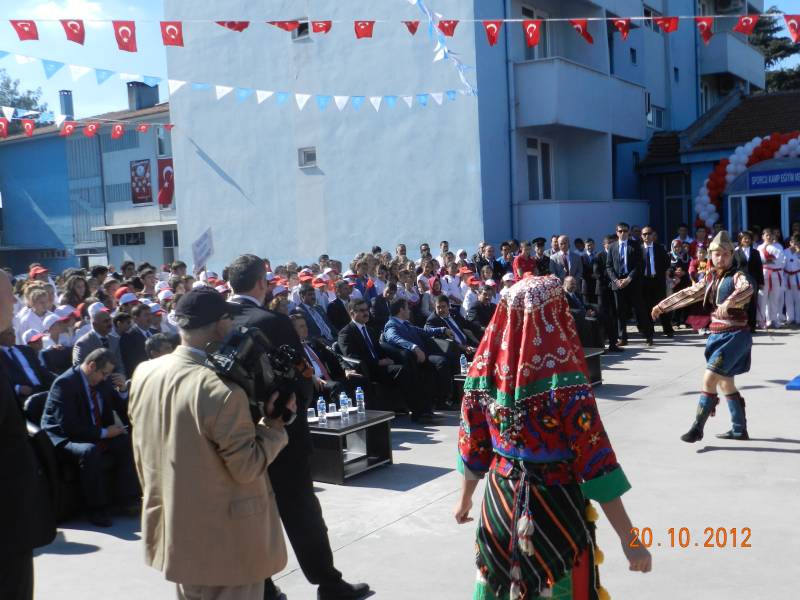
[114,286,131,300]
[467,276,481,286]
[29,266,49,278]
[458,267,473,275]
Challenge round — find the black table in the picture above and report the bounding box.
[308,410,394,485]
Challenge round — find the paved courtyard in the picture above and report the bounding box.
[35,329,800,599]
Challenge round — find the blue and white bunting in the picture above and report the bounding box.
[42,60,64,79]
[95,69,114,84]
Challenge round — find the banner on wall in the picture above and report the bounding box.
[157,157,175,206]
[130,159,152,204]
[191,227,214,273]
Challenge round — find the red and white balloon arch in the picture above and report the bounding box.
[694,131,800,229]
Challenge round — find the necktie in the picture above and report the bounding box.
[305,344,330,380]
[645,247,652,277]
[621,243,628,274]
[566,253,571,273]
[89,387,103,428]
[447,317,466,345]
[361,326,377,360]
[101,337,109,348]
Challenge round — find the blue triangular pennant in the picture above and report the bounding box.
[316,95,332,111]
[235,88,254,102]
[143,76,162,87]
[446,90,457,102]
[42,60,65,79]
[416,93,429,107]
[275,92,289,105]
[384,96,398,108]
[95,69,114,85]
[351,96,365,112]
[0,51,8,60]
[191,82,210,91]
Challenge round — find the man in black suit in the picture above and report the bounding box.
[594,236,621,352]
[425,295,480,357]
[466,286,497,335]
[40,348,139,527]
[338,299,414,402]
[369,282,395,331]
[296,283,337,345]
[0,271,56,600]
[734,230,764,331]
[0,327,55,401]
[326,280,353,331]
[532,238,551,275]
[119,303,152,378]
[606,221,654,346]
[640,226,674,337]
[225,255,369,600]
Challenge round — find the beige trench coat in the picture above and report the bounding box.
[129,346,288,586]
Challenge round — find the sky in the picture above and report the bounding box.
[0,0,797,119]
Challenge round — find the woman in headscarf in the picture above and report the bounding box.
[455,275,651,600]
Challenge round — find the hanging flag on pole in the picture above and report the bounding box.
[60,19,85,44]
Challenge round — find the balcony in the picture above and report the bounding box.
[514,57,646,141]
[699,32,765,90]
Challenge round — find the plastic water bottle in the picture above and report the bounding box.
[355,387,366,415]
[316,396,327,425]
[460,354,469,375]
[339,392,350,420]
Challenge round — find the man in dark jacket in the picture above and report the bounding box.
[734,230,764,331]
[0,327,55,401]
[119,303,151,378]
[369,282,395,331]
[425,295,480,356]
[326,280,353,331]
[640,227,674,337]
[594,236,622,352]
[40,348,139,527]
[0,271,56,600]
[466,286,497,334]
[225,255,369,600]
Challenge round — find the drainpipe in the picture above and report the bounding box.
[504,0,518,239]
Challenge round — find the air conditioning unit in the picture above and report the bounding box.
[715,0,745,14]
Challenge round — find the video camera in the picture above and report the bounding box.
[205,326,304,424]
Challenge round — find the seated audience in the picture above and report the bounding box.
[120,304,152,378]
[466,286,497,334]
[0,326,55,402]
[425,295,480,358]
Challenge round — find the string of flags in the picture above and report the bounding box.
[6,13,799,50]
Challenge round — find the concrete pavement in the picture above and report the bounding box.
[35,328,800,599]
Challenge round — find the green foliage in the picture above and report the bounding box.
[750,6,800,85]
[0,68,50,133]
[766,66,800,91]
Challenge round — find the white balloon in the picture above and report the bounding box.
[753,137,762,146]
[725,164,735,174]
[725,174,736,184]
[744,142,754,153]
[788,138,799,148]
[734,146,745,155]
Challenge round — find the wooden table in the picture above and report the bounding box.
[308,410,394,485]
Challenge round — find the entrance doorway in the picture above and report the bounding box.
[746,194,782,231]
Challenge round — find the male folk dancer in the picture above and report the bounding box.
[651,232,754,442]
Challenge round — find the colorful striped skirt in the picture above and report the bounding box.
[474,465,601,600]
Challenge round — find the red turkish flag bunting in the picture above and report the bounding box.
[312,21,332,33]
[523,20,542,47]
[60,121,77,137]
[438,20,458,37]
[164,124,175,132]
[786,15,800,43]
[570,19,593,44]
[136,123,150,133]
[354,21,375,39]
[21,119,35,137]
[695,17,713,45]
[654,17,679,33]
[157,158,175,207]
[10,20,38,41]
[613,18,631,40]
[161,21,184,46]
[270,21,300,32]
[83,123,99,137]
[60,19,85,44]
[216,21,250,32]
[483,21,503,46]
[404,21,420,35]
[0,118,8,139]
[733,15,759,36]
[113,20,137,52]
[110,123,125,139]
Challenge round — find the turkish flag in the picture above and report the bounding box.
[354,21,375,39]
[438,20,458,37]
[157,158,175,207]
[733,15,759,36]
[570,19,593,44]
[10,20,38,41]
[613,19,631,40]
[404,21,420,35]
[312,21,332,33]
[217,21,249,32]
[695,17,713,45]
[21,119,35,137]
[0,118,8,139]
[270,21,300,32]
[483,21,503,46]
[83,123,99,137]
[654,17,679,33]
[161,21,184,46]
[786,15,800,43]
[164,124,175,132]
[113,20,137,52]
[60,121,77,137]
[136,123,150,133]
[60,19,85,44]
[111,123,125,139]
[523,20,542,47]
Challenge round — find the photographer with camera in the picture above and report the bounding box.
[129,287,294,600]
[226,255,370,600]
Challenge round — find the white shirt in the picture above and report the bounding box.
[643,244,656,276]
[355,321,378,359]
[461,289,477,318]
[371,278,387,297]
[619,241,629,274]
[740,246,751,261]
[760,243,786,270]
[14,309,53,344]
[442,275,463,303]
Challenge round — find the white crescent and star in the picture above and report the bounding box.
[789,19,799,30]
[486,24,498,35]
[67,20,81,33]
[166,25,179,38]
[574,24,585,34]
[118,25,132,41]
[742,17,753,27]
[526,23,538,36]
[20,22,33,31]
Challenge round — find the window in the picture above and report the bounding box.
[643,6,662,32]
[298,147,317,168]
[163,229,179,248]
[663,173,691,240]
[112,231,145,246]
[157,125,172,157]
[630,48,638,64]
[526,137,554,201]
[521,6,550,61]
[293,19,310,40]
[645,94,665,129]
